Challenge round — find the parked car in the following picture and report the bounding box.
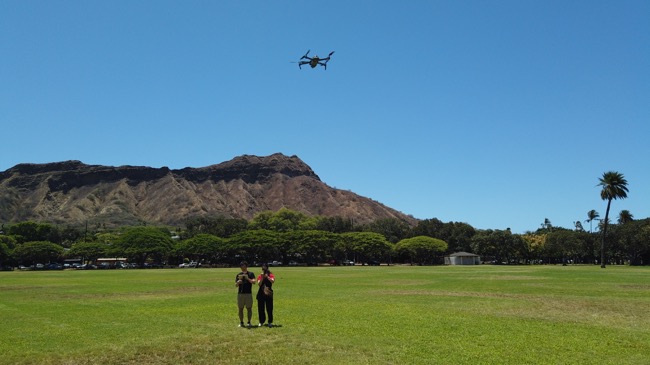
[268,261,283,266]
[288,261,298,266]
[341,260,355,266]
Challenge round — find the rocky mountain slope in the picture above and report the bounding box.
[0,153,416,227]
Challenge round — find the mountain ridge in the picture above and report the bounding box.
[0,153,417,227]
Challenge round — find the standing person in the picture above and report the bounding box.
[235,261,256,328]
[256,263,275,328]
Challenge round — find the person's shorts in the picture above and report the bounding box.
[237,293,253,308]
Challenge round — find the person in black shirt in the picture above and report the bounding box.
[235,261,256,328]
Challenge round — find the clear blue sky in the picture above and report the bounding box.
[1,1,648,233]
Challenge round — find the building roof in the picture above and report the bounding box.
[448,252,479,257]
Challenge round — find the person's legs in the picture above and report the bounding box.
[237,294,245,325]
[257,298,266,324]
[266,297,274,324]
[244,294,253,325]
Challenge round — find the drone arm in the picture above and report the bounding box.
[320,51,334,63]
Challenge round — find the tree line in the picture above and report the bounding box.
[1,171,646,268]
[1,208,649,269]
[0,212,449,268]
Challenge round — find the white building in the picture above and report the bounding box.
[445,252,481,265]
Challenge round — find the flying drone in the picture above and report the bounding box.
[297,50,335,70]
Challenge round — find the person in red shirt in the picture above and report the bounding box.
[256,263,275,327]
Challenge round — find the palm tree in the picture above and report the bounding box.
[597,171,629,268]
[585,209,600,233]
[597,217,610,234]
[617,210,634,224]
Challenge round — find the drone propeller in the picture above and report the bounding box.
[328,51,335,57]
[300,50,310,60]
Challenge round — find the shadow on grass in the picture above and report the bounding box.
[241,324,284,330]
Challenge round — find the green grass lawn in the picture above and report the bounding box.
[1,265,649,364]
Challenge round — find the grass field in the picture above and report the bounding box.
[1,265,649,365]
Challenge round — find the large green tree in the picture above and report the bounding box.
[12,241,64,265]
[614,218,650,265]
[0,241,11,267]
[113,227,174,266]
[228,229,281,264]
[522,233,546,263]
[395,236,448,265]
[66,242,109,263]
[471,229,528,264]
[411,218,445,238]
[341,232,394,264]
[175,234,227,264]
[249,208,310,232]
[183,216,248,238]
[7,222,61,244]
[283,230,338,264]
[597,171,629,268]
[409,219,476,253]
[0,234,17,250]
[362,218,410,244]
[312,216,354,233]
[545,230,583,265]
